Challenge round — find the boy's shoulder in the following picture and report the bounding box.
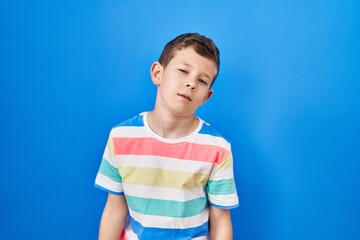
[199,119,226,138]
[198,119,232,148]
[108,113,231,146]
[112,112,146,129]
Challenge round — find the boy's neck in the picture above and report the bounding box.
[147,110,199,139]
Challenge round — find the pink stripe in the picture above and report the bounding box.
[112,137,228,164]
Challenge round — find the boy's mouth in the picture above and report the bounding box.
[177,93,192,101]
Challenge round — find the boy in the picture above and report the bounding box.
[95,33,239,240]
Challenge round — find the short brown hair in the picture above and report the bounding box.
[158,33,220,87]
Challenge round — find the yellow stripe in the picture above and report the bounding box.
[119,166,209,189]
[218,151,233,170]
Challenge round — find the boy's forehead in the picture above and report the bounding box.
[171,47,216,67]
[172,47,198,59]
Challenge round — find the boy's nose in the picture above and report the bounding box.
[186,81,196,90]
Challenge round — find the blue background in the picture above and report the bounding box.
[1,0,359,239]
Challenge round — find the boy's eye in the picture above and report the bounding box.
[199,79,208,85]
[179,69,188,74]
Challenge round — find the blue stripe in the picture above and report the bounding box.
[114,113,145,127]
[206,179,236,195]
[126,195,208,218]
[129,215,208,239]
[94,184,124,196]
[98,159,122,183]
[209,202,239,209]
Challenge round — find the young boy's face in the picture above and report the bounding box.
[151,47,217,117]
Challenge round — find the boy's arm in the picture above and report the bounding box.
[99,193,128,240]
[209,205,233,240]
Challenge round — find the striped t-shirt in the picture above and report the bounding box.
[95,112,239,240]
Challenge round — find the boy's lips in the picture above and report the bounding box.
[177,93,192,101]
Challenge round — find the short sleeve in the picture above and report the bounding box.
[206,150,239,209]
[94,131,124,195]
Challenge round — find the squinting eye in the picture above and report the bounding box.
[199,79,208,85]
[179,69,188,74]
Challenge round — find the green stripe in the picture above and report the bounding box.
[99,159,122,183]
[206,179,235,195]
[126,195,208,218]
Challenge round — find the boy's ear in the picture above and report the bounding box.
[201,89,214,105]
[150,61,163,86]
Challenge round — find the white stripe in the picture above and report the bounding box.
[208,167,234,180]
[208,192,239,207]
[124,225,138,240]
[117,155,213,174]
[102,146,118,167]
[111,126,230,149]
[95,173,123,193]
[129,208,209,229]
[111,126,146,138]
[123,183,206,201]
[102,146,111,161]
[196,133,230,149]
[192,236,208,240]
